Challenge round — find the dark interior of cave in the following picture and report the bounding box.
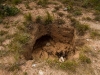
[32,35,53,51]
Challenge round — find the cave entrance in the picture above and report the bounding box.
[32,34,54,59]
[33,34,53,51]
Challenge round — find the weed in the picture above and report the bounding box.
[59,60,77,71]
[0,30,8,36]
[0,50,9,57]
[54,5,62,11]
[24,13,34,30]
[82,17,92,21]
[90,30,100,39]
[93,11,100,16]
[47,59,78,72]
[81,46,91,53]
[0,4,19,17]
[76,24,90,35]
[55,18,65,25]
[14,33,30,44]
[5,34,14,39]
[0,37,5,45]
[8,41,22,53]
[94,16,100,21]
[11,0,21,5]
[44,12,53,25]
[8,62,20,71]
[35,15,42,24]
[25,2,31,9]
[93,11,100,21]
[57,12,65,17]
[70,18,90,35]
[23,72,28,75]
[79,53,91,64]
[0,17,3,24]
[24,13,32,22]
[73,10,82,16]
[37,0,49,7]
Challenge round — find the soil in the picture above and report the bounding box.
[0,1,100,75]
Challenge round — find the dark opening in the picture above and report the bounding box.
[32,35,53,51]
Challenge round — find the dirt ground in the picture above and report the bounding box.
[0,1,100,75]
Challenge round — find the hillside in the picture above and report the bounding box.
[0,0,100,75]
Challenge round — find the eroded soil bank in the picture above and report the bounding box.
[23,23,75,60]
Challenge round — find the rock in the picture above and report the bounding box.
[32,64,36,67]
[63,8,67,11]
[46,42,51,46]
[38,70,44,75]
[59,57,64,62]
[86,39,91,41]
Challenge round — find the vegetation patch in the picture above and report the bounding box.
[79,53,91,64]
[73,10,82,16]
[7,62,20,71]
[43,12,53,25]
[0,30,8,36]
[35,15,42,24]
[90,30,100,39]
[0,4,20,17]
[23,13,34,31]
[0,50,9,58]
[47,59,78,72]
[70,18,90,35]
[11,0,21,5]
[37,0,49,7]
[13,33,30,45]
[55,18,65,25]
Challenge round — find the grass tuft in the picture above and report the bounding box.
[79,53,91,64]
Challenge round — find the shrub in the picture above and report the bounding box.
[94,15,100,21]
[47,59,77,72]
[54,5,62,11]
[24,13,34,31]
[0,30,8,36]
[37,0,49,7]
[0,4,19,17]
[11,0,21,5]
[0,0,7,3]
[76,24,90,35]
[25,2,31,9]
[70,18,90,35]
[14,33,30,44]
[17,25,27,32]
[90,30,100,39]
[24,13,32,22]
[79,53,91,64]
[35,15,42,24]
[8,62,20,71]
[55,18,65,25]
[60,60,77,71]
[23,72,28,75]
[0,50,9,57]
[73,10,82,16]
[6,34,14,39]
[93,11,100,21]
[57,12,65,17]
[82,17,92,21]
[44,12,53,25]
[0,37,5,45]
[8,41,22,52]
